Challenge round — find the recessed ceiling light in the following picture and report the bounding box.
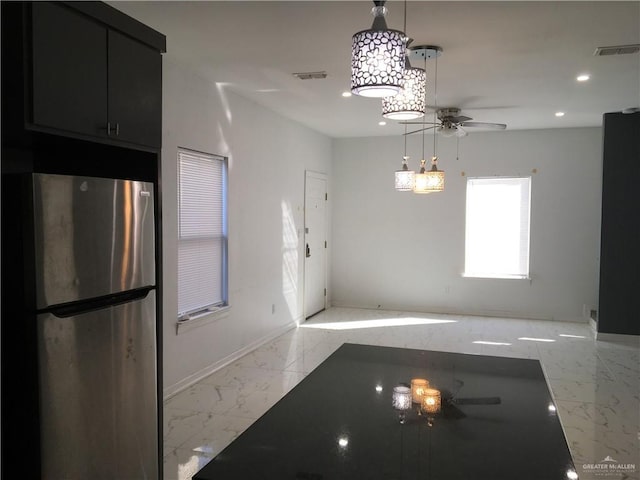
[555,112,565,117]
[378,121,387,126]
[576,74,590,82]
[341,91,352,98]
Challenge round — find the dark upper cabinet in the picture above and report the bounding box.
[28,2,164,150]
[32,3,108,139]
[108,30,162,147]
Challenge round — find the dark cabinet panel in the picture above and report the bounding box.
[108,30,162,148]
[31,2,108,138]
[29,2,163,149]
[598,112,640,336]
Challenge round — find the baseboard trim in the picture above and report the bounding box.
[328,302,587,323]
[163,319,298,400]
[595,331,640,345]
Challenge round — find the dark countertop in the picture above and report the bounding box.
[195,343,575,480]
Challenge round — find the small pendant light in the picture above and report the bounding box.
[423,156,446,193]
[395,125,415,191]
[413,46,445,194]
[413,159,431,194]
[413,101,432,194]
[351,0,406,98]
[395,156,415,191]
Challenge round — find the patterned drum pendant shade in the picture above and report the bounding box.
[382,58,426,120]
[351,0,406,98]
[395,156,415,191]
[414,157,445,194]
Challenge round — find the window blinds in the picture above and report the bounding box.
[464,177,531,279]
[177,149,226,317]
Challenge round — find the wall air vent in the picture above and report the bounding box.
[292,71,327,80]
[594,44,640,56]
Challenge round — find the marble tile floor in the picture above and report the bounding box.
[163,307,640,480]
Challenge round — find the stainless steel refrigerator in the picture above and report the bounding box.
[32,173,159,479]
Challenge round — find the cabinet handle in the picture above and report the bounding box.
[105,122,120,136]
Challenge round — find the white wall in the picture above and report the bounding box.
[331,127,602,322]
[162,57,332,396]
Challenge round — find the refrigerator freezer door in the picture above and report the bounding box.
[37,290,158,479]
[33,173,155,309]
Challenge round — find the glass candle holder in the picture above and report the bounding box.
[421,388,442,415]
[410,378,429,404]
[392,386,412,411]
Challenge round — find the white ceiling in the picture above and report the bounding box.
[110,1,640,138]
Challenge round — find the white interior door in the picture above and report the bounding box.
[304,171,327,319]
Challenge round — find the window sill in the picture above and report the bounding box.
[176,306,231,335]
[462,273,531,281]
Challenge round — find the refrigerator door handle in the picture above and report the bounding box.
[44,286,154,318]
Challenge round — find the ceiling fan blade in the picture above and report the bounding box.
[449,115,472,123]
[404,126,437,135]
[460,121,507,130]
[398,121,438,125]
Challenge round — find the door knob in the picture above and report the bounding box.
[306,244,311,258]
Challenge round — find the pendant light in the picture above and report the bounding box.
[351,0,406,98]
[416,156,445,193]
[381,1,425,119]
[395,125,415,191]
[413,159,432,194]
[413,46,445,194]
[382,55,426,120]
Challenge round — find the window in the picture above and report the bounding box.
[464,177,531,279]
[177,148,227,319]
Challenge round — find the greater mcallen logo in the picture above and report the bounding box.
[582,456,636,476]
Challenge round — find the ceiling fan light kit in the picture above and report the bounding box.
[351,0,406,98]
[438,122,467,138]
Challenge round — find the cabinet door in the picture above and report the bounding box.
[31,2,108,137]
[108,30,162,148]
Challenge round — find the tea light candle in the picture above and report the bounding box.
[392,385,412,411]
[411,378,429,403]
[421,388,441,414]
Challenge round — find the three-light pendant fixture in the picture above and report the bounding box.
[350,0,445,194]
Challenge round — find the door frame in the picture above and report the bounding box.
[303,170,328,320]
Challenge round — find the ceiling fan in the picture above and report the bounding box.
[402,107,507,137]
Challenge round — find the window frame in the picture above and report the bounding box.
[176,147,228,322]
[463,176,532,280]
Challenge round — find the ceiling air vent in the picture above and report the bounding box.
[594,44,640,56]
[292,71,327,80]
